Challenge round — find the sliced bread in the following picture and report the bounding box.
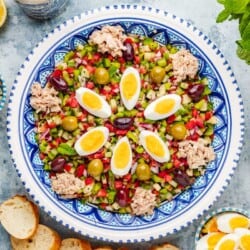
[150,243,180,250]
[0,195,39,239]
[10,224,61,250]
[59,238,92,250]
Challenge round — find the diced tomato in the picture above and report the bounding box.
[85,177,94,185]
[47,121,57,129]
[64,164,72,172]
[86,81,95,89]
[52,69,62,78]
[115,129,128,136]
[185,119,196,130]
[39,153,46,160]
[75,164,85,178]
[77,112,87,122]
[66,67,75,74]
[92,53,101,62]
[114,180,123,189]
[205,111,213,120]
[86,65,95,74]
[118,57,125,64]
[97,189,107,197]
[124,37,133,44]
[167,114,176,124]
[123,173,132,182]
[173,159,181,168]
[195,116,204,128]
[134,55,140,64]
[105,122,114,132]
[92,150,105,159]
[187,132,199,141]
[192,108,199,118]
[66,94,79,108]
[139,66,147,74]
[152,189,160,196]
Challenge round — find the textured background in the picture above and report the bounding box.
[0,0,250,249]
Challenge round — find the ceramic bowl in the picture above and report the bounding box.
[195,207,250,248]
[0,74,7,111]
[7,5,245,243]
[15,0,69,20]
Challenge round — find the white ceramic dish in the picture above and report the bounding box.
[7,5,244,243]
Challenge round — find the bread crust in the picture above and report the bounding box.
[149,243,180,250]
[0,195,39,239]
[10,224,61,250]
[60,238,92,250]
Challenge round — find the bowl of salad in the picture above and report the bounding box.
[7,5,244,243]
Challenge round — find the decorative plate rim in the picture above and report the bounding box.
[0,73,7,111]
[6,5,245,243]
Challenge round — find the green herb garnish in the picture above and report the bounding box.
[216,0,250,64]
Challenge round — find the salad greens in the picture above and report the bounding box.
[216,0,250,64]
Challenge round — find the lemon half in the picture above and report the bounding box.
[0,0,7,28]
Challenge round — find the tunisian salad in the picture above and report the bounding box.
[30,25,216,216]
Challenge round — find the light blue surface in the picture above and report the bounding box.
[0,1,250,249]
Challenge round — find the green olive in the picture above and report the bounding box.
[136,163,151,181]
[87,159,104,177]
[170,123,187,140]
[94,67,110,84]
[61,116,78,131]
[150,66,165,84]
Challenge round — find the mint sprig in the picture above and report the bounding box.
[216,0,250,64]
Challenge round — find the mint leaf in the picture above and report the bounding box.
[237,40,250,50]
[57,143,77,156]
[224,0,249,14]
[239,11,250,35]
[237,45,250,64]
[217,0,226,4]
[216,9,230,22]
[242,21,250,40]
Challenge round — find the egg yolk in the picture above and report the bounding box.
[145,135,165,157]
[80,130,105,152]
[121,73,138,100]
[154,98,175,114]
[82,92,102,110]
[240,234,250,250]
[207,233,225,247]
[229,216,249,230]
[113,141,130,169]
[202,217,219,233]
[218,239,236,250]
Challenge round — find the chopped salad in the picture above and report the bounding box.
[30,25,216,215]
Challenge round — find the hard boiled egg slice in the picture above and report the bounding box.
[216,212,250,233]
[196,232,226,250]
[74,126,109,156]
[119,67,141,110]
[144,94,181,120]
[76,87,111,118]
[235,228,250,250]
[139,130,170,163]
[214,233,239,250]
[111,136,132,176]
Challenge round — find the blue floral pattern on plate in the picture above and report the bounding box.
[7,5,244,242]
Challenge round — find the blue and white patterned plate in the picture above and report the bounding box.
[6,5,244,243]
[0,74,7,111]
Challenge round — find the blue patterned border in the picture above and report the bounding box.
[0,74,7,111]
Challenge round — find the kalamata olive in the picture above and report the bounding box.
[187,84,205,102]
[113,117,133,130]
[48,75,68,92]
[174,170,194,187]
[123,42,134,61]
[116,188,129,207]
[51,156,66,173]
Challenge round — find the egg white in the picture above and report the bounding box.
[235,228,250,250]
[75,87,111,118]
[74,126,109,156]
[111,136,132,176]
[139,130,170,163]
[119,67,141,110]
[217,212,250,233]
[214,233,239,250]
[144,94,181,120]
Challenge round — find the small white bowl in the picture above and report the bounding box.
[0,74,7,111]
[194,207,250,246]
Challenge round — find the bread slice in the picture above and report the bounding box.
[10,224,61,250]
[60,238,92,250]
[0,195,39,239]
[150,243,180,250]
